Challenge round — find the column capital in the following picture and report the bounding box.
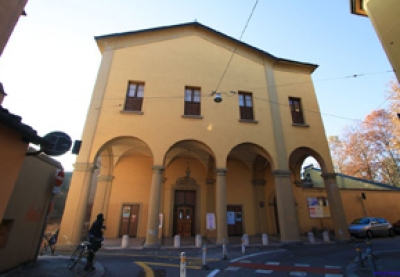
[273,170,291,177]
[97,175,114,182]
[152,165,165,172]
[321,172,337,180]
[73,162,96,172]
[215,168,227,175]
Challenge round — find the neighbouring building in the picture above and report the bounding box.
[303,165,400,229]
[0,150,62,272]
[0,0,28,57]
[350,0,400,82]
[59,22,350,248]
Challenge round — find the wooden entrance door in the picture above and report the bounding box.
[174,190,195,237]
[176,206,193,237]
[119,204,140,237]
[227,205,243,236]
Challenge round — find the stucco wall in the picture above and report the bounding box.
[0,154,61,273]
[0,124,27,222]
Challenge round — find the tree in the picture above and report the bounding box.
[328,81,400,186]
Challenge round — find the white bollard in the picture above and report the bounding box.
[174,235,181,248]
[307,231,315,244]
[242,234,249,246]
[195,234,202,247]
[262,233,269,245]
[201,244,209,270]
[121,234,129,249]
[180,252,187,277]
[323,231,330,242]
[241,239,245,254]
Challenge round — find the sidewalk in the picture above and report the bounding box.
[1,236,399,276]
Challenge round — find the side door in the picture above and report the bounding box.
[119,204,140,237]
[227,205,243,236]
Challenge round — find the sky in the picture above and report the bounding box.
[0,0,396,171]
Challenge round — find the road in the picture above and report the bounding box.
[96,236,400,276]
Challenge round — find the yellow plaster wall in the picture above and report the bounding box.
[340,190,400,224]
[226,160,256,234]
[105,156,153,237]
[90,35,279,166]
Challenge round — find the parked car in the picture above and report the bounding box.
[393,219,400,234]
[348,217,394,238]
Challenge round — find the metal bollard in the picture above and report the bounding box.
[201,244,209,270]
[222,239,228,260]
[307,231,315,244]
[241,239,245,254]
[180,252,187,277]
[355,244,365,267]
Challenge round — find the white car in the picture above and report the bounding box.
[348,217,394,238]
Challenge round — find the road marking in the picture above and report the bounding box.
[230,249,287,263]
[290,272,307,276]
[225,266,241,271]
[266,262,280,265]
[206,269,220,277]
[255,269,274,274]
[230,262,343,274]
[135,262,155,277]
[142,261,202,269]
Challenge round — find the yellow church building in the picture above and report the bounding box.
[58,22,350,248]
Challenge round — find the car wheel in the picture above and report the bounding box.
[367,230,373,239]
[389,229,395,237]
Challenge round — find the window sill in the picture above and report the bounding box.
[182,115,203,119]
[120,110,144,115]
[292,123,309,127]
[239,119,258,124]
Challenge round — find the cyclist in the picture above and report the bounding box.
[84,213,105,271]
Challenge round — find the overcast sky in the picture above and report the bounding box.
[0,0,396,171]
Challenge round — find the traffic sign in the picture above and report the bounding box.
[43,131,72,156]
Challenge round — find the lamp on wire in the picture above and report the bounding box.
[211,91,237,103]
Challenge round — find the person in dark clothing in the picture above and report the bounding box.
[85,213,105,271]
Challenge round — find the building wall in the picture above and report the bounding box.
[0,124,27,222]
[59,24,345,245]
[364,0,400,82]
[0,154,62,273]
[0,0,28,57]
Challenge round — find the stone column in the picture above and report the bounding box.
[273,170,300,242]
[58,162,95,247]
[144,165,164,247]
[215,168,228,244]
[322,173,350,240]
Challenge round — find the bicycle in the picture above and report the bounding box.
[68,239,97,277]
[39,230,58,256]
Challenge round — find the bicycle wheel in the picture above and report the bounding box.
[74,252,94,277]
[68,246,84,269]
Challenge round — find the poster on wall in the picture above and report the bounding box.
[307,197,331,218]
[227,211,235,225]
[206,213,216,230]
